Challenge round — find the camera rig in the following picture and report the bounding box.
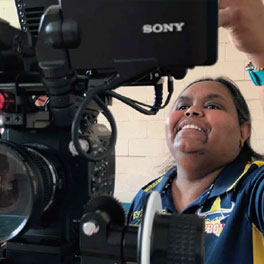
[0,0,217,263]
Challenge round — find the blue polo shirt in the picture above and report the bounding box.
[128,160,264,264]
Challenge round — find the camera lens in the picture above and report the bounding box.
[0,141,59,243]
[0,142,32,243]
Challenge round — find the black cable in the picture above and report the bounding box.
[121,96,156,109]
[152,79,163,110]
[71,74,173,161]
[151,76,174,110]
[71,74,119,161]
[94,95,117,158]
[105,76,174,114]
[160,75,174,109]
[105,90,157,115]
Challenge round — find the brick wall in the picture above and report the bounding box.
[0,0,19,28]
[2,1,264,203]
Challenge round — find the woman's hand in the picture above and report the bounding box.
[219,0,264,66]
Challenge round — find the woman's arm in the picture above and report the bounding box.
[219,0,264,109]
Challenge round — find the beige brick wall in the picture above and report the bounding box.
[2,1,264,203]
[0,0,19,28]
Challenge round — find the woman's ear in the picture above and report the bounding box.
[239,123,251,148]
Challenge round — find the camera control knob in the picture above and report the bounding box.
[69,139,89,156]
[82,221,100,237]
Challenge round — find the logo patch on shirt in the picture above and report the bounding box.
[205,217,226,237]
[196,197,235,237]
[133,210,143,220]
[132,208,167,225]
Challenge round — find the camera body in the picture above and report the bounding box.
[1,125,115,263]
[0,0,218,263]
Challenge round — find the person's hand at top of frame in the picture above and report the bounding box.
[219,0,264,66]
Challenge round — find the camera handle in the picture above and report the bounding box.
[35,5,77,128]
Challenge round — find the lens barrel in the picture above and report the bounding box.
[0,141,59,243]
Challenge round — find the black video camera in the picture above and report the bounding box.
[0,0,217,263]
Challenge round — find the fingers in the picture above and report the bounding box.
[219,0,264,9]
[218,0,232,28]
[218,9,231,28]
[218,0,231,9]
[218,0,225,9]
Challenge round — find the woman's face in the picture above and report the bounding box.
[165,81,250,168]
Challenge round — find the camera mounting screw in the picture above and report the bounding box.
[82,220,100,236]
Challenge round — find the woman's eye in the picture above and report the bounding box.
[177,105,189,111]
[205,104,221,110]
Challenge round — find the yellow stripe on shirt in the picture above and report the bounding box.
[252,223,264,264]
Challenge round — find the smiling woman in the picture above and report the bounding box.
[167,80,244,166]
[128,77,264,264]
[171,77,263,164]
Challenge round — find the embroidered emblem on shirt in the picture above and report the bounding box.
[204,217,226,237]
[196,197,235,237]
[133,209,143,220]
[132,208,167,225]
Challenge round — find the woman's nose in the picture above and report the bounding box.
[184,106,204,117]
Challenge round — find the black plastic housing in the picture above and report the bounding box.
[61,0,218,82]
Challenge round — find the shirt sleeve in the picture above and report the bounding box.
[247,167,264,234]
[127,189,146,225]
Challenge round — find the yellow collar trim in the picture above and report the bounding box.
[226,161,264,192]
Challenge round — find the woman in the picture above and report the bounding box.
[128,77,264,263]
[128,0,264,263]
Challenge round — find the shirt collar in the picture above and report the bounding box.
[154,166,176,193]
[208,160,248,198]
[156,161,248,198]
[155,160,263,212]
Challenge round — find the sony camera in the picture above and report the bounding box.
[0,0,217,263]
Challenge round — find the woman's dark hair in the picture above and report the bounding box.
[184,76,264,163]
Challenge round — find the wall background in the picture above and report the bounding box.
[2,0,264,203]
